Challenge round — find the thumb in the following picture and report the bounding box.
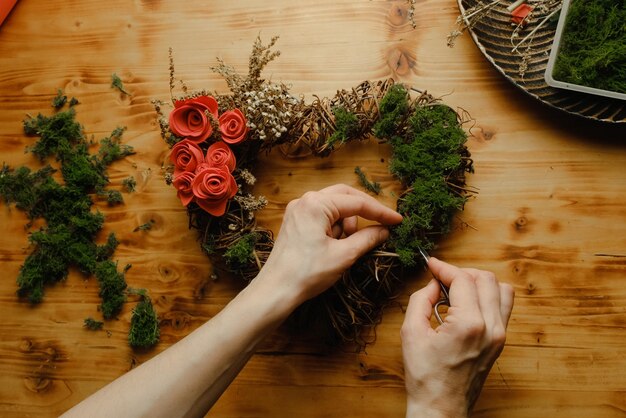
[334,225,389,264]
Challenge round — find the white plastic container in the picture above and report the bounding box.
[545,0,626,101]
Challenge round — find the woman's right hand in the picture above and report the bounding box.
[401,258,515,418]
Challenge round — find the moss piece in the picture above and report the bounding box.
[122,176,136,192]
[133,219,155,232]
[111,73,130,95]
[128,296,160,349]
[372,84,410,139]
[224,233,258,267]
[97,127,135,167]
[52,89,67,109]
[0,164,56,216]
[354,166,381,195]
[84,317,104,330]
[61,145,107,191]
[96,233,119,261]
[17,231,71,303]
[23,109,83,160]
[94,260,127,319]
[327,107,359,148]
[99,189,124,206]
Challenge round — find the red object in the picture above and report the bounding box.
[511,4,534,26]
[0,0,18,27]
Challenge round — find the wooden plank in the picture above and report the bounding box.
[0,0,625,417]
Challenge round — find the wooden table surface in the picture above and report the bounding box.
[1,1,625,417]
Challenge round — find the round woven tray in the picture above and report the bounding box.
[457,0,626,123]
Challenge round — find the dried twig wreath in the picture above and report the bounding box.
[153,37,475,347]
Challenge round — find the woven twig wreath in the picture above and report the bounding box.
[154,37,475,347]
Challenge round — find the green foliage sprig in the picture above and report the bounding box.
[111,73,130,95]
[354,166,381,195]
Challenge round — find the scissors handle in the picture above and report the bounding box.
[434,299,449,325]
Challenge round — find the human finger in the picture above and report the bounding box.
[333,225,389,264]
[471,270,503,330]
[331,223,343,239]
[319,183,373,200]
[402,279,442,335]
[322,193,402,226]
[499,283,515,327]
[342,216,358,236]
[428,257,481,313]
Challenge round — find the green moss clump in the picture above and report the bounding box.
[94,260,128,319]
[1,104,131,309]
[327,107,359,148]
[99,189,124,206]
[62,146,107,191]
[97,127,135,167]
[23,110,83,160]
[224,233,258,267]
[84,317,104,330]
[390,106,466,185]
[371,85,472,267]
[52,89,68,109]
[122,176,136,192]
[372,84,410,139]
[552,0,626,93]
[96,233,120,261]
[128,297,160,349]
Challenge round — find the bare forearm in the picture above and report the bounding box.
[61,267,299,418]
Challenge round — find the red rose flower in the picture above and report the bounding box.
[218,108,249,145]
[170,139,204,176]
[172,171,195,206]
[206,141,236,172]
[195,163,211,174]
[169,96,219,144]
[192,166,238,216]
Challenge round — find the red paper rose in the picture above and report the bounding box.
[170,139,204,176]
[206,141,236,172]
[195,163,211,174]
[172,171,195,206]
[218,108,249,145]
[169,95,219,144]
[192,166,238,216]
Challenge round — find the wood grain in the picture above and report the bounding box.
[0,0,625,417]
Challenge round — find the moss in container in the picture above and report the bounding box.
[552,0,626,94]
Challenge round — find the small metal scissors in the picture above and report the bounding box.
[417,247,450,325]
